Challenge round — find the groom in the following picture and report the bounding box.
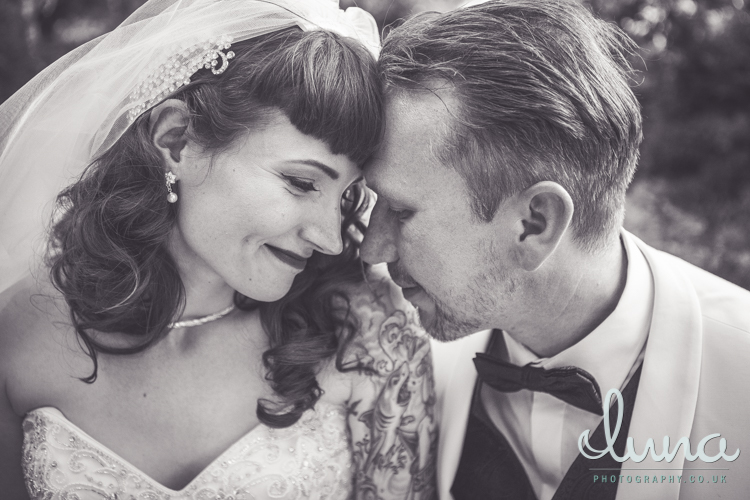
[361,1,750,499]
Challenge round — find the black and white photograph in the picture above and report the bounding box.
[0,0,748,499]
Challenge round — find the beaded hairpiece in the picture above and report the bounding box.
[127,35,235,121]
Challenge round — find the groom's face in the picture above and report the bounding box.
[362,92,520,341]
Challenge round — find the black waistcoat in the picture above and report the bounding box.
[450,354,642,500]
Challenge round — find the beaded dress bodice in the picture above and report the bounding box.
[21,402,353,500]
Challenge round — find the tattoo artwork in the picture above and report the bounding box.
[339,275,438,500]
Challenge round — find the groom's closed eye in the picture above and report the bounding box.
[376,194,414,223]
[376,190,415,223]
[389,206,414,222]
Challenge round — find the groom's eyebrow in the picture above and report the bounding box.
[365,179,398,205]
[291,159,339,180]
[364,168,407,204]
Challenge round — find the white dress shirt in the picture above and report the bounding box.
[479,235,655,500]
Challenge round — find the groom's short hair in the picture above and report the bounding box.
[379,0,643,251]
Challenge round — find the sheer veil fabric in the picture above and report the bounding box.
[0,0,379,296]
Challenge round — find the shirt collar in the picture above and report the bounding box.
[504,231,654,397]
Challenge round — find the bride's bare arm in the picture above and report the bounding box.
[0,295,32,499]
[339,268,438,500]
[0,391,27,499]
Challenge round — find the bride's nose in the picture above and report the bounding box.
[300,199,344,256]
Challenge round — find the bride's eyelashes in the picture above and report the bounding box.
[282,173,363,203]
[282,174,318,193]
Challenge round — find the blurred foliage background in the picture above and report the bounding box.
[2,0,749,289]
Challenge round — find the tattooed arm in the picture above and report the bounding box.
[338,266,438,500]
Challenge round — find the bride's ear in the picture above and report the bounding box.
[149,99,190,170]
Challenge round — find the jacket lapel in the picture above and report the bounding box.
[432,329,492,500]
[615,234,703,500]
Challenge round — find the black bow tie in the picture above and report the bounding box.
[473,352,604,415]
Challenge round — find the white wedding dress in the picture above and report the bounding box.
[21,402,353,500]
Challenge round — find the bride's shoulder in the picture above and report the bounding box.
[0,273,68,335]
[2,274,53,335]
[0,274,76,407]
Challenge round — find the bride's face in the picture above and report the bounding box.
[169,112,362,301]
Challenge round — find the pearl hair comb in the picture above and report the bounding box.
[127,35,235,122]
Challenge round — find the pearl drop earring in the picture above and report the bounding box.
[165,171,178,203]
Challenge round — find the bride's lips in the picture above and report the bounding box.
[266,245,309,270]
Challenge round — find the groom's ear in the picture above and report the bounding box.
[149,99,190,170]
[508,181,574,272]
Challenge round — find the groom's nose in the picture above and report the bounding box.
[361,196,399,264]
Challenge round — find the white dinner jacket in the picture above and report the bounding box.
[431,232,750,500]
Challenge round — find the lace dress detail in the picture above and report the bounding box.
[21,403,353,500]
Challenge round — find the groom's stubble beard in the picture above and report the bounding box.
[388,261,508,343]
[417,289,483,343]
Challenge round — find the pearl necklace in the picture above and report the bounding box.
[168,304,236,329]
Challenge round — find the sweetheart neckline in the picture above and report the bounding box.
[25,403,339,494]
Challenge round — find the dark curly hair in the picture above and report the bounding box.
[47,27,383,428]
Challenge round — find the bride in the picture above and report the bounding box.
[0,1,437,498]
